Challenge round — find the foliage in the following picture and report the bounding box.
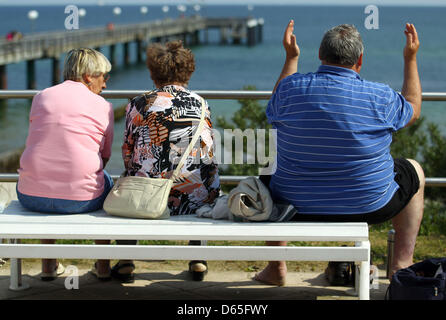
[216,85,271,178]
[390,117,427,160]
[421,123,446,201]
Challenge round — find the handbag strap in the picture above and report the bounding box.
[170,97,206,180]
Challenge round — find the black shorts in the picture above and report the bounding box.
[262,158,420,225]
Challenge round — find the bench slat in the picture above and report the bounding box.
[0,201,368,241]
[0,244,369,261]
[0,223,368,241]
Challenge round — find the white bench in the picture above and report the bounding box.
[0,200,371,300]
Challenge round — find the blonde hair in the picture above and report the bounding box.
[63,48,111,81]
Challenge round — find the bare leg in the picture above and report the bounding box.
[41,239,56,273]
[254,241,287,286]
[95,240,110,275]
[390,159,424,280]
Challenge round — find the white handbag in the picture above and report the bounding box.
[103,97,206,219]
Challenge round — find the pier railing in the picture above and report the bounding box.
[0,90,445,187]
[0,174,445,187]
[0,16,260,65]
[0,90,445,101]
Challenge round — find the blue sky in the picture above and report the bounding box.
[0,0,445,6]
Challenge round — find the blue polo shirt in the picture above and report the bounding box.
[266,65,413,215]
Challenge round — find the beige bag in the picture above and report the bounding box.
[103,97,206,219]
[227,176,273,221]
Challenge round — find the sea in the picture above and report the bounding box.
[0,4,445,174]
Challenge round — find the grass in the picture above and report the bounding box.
[11,229,446,273]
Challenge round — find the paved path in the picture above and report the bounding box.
[0,261,388,300]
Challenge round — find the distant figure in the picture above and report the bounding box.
[17,48,114,282]
[112,41,220,283]
[106,22,114,31]
[5,32,14,41]
[255,21,423,286]
[5,30,22,41]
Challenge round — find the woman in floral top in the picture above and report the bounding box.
[122,85,220,215]
[114,41,220,282]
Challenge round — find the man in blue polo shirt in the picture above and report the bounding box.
[255,21,423,286]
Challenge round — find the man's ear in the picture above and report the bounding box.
[318,47,322,61]
[357,52,363,68]
[352,52,363,73]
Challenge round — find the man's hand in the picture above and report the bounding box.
[283,20,300,60]
[401,23,421,127]
[403,23,419,61]
[272,20,300,93]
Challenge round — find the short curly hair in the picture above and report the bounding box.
[146,40,195,87]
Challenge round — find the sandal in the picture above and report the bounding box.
[111,261,135,283]
[41,262,65,281]
[188,260,208,281]
[90,262,112,281]
[325,261,353,286]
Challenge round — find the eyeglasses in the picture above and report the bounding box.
[103,73,110,82]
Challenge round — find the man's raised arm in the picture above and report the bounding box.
[272,20,300,93]
[402,23,422,127]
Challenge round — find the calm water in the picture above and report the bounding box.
[0,5,445,173]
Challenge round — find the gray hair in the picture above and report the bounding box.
[319,24,363,67]
[63,48,111,81]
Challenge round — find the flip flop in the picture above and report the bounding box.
[111,261,135,283]
[188,260,208,281]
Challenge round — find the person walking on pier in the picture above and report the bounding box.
[17,48,114,281]
[256,21,423,286]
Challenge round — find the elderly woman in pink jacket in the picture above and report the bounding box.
[17,48,114,281]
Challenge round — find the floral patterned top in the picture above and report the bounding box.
[122,85,220,215]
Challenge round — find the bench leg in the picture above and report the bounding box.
[0,239,6,266]
[8,240,30,291]
[355,241,370,300]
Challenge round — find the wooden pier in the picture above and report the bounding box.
[0,16,263,89]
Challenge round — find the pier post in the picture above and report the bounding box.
[246,19,258,47]
[136,39,143,63]
[257,18,264,43]
[232,24,242,45]
[220,27,229,44]
[123,42,130,66]
[110,44,117,67]
[204,29,209,44]
[0,65,6,90]
[51,57,60,85]
[26,60,36,90]
[193,30,200,46]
